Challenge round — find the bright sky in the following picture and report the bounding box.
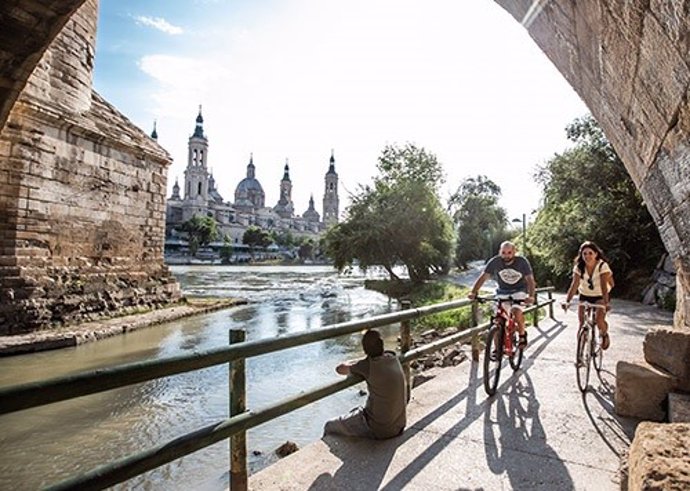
[94,0,589,223]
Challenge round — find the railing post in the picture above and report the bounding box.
[400,300,412,394]
[548,289,555,320]
[230,329,247,491]
[471,301,481,362]
[532,294,539,327]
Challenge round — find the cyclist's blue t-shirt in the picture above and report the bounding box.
[484,256,533,295]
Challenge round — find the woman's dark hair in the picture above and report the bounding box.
[573,240,608,275]
[362,329,384,357]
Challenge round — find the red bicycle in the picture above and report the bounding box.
[477,296,526,396]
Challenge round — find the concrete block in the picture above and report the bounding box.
[644,327,690,390]
[669,392,690,423]
[628,422,690,491]
[615,360,676,421]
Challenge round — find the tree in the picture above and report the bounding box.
[530,115,665,291]
[324,143,454,283]
[270,229,296,248]
[298,238,315,261]
[448,175,507,268]
[220,234,233,264]
[180,215,218,256]
[243,226,273,259]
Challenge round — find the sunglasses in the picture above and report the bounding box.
[587,277,594,290]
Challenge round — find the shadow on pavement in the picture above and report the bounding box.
[306,319,571,490]
[484,371,574,490]
[579,368,638,459]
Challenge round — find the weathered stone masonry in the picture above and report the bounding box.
[0,0,179,334]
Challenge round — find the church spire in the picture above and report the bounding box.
[327,149,336,174]
[193,105,205,138]
[247,153,255,179]
[283,158,291,181]
[151,120,158,140]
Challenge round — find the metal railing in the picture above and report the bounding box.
[0,287,556,490]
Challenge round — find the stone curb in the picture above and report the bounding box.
[0,298,247,356]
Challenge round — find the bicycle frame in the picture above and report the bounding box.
[478,296,526,396]
[492,301,518,355]
[568,301,607,392]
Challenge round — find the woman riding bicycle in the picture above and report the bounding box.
[563,241,613,350]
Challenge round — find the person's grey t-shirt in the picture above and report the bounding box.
[351,351,407,439]
[484,255,533,294]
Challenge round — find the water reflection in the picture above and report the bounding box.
[0,265,403,490]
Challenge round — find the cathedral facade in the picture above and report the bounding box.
[164,109,339,254]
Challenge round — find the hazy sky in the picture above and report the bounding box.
[94,0,589,223]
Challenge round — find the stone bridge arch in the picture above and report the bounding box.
[0,0,88,129]
[0,1,688,336]
[494,0,690,333]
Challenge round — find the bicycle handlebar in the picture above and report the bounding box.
[475,296,526,305]
[562,301,608,310]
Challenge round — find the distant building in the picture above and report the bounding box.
[163,108,339,258]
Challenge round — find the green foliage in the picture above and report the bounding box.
[660,290,676,311]
[271,229,296,248]
[365,280,491,332]
[298,238,315,261]
[530,115,665,293]
[180,215,218,256]
[220,234,233,264]
[324,143,454,283]
[449,175,507,268]
[376,143,445,192]
[243,226,273,258]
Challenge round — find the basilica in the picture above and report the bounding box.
[163,109,339,255]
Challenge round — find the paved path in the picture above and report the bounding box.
[249,297,673,490]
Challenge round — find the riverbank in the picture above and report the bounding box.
[0,297,247,356]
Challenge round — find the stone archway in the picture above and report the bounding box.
[0,1,688,335]
[495,1,690,332]
[0,0,88,128]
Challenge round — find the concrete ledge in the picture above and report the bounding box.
[0,297,247,356]
[628,422,690,490]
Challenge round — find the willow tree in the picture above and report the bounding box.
[325,143,454,283]
[449,175,507,268]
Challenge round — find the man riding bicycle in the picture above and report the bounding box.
[468,241,536,349]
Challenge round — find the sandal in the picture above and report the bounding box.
[518,333,528,350]
[601,332,610,350]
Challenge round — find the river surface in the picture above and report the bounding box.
[0,265,408,491]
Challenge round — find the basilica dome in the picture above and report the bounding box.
[234,155,265,209]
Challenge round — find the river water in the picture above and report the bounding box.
[0,265,405,491]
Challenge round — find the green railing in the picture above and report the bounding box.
[0,287,556,490]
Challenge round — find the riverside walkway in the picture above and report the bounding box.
[249,297,673,490]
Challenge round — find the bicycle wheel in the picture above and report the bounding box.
[508,328,523,371]
[484,323,504,396]
[592,328,603,372]
[576,326,591,393]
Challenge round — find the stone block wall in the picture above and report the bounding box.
[0,0,180,334]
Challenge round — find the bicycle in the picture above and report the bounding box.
[477,296,526,396]
[564,302,607,392]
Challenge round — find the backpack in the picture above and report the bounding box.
[596,261,615,291]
